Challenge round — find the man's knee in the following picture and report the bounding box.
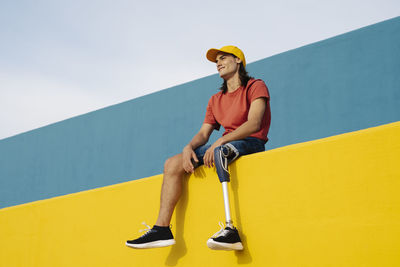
[164,154,184,176]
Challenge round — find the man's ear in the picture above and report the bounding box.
[235,57,242,64]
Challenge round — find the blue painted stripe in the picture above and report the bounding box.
[1,17,399,208]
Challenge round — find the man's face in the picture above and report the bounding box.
[216,53,241,79]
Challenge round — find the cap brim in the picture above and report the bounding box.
[206,48,221,63]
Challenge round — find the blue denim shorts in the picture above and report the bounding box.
[193,137,266,166]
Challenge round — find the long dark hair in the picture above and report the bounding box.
[219,61,253,94]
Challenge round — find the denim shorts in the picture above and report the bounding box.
[193,137,266,166]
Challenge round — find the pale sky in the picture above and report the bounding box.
[1,0,399,140]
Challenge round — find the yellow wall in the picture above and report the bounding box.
[1,121,399,267]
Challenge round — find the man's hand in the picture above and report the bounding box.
[182,145,199,173]
[181,123,215,173]
[203,137,226,168]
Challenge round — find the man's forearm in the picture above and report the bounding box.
[186,132,210,150]
[220,119,260,144]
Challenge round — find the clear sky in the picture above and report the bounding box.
[0,0,399,140]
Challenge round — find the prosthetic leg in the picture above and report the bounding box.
[206,144,243,250]
[214,144,237,226]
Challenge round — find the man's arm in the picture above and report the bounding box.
[182,123,215,173]
[203,97,267,167]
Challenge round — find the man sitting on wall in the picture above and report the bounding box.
[126,45,271,250]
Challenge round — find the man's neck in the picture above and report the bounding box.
[226,73,241,93]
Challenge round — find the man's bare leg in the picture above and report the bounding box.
[126,153,187,248]
[155,153,186,226]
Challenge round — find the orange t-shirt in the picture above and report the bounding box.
[204,79,271,142]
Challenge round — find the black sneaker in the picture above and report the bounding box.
[207,223,243,251]
[126,223,176,249]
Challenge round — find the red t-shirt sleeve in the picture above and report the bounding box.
[248,80,270,103]
[204,96,221,130]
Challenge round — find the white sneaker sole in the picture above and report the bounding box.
[207,239,243,251]
[126,239,176,249]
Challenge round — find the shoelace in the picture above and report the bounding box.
[211,222,230,238]
[138,222,153,237]
[138,222,173,237]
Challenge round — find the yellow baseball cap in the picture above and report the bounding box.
[206,45,246,67]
